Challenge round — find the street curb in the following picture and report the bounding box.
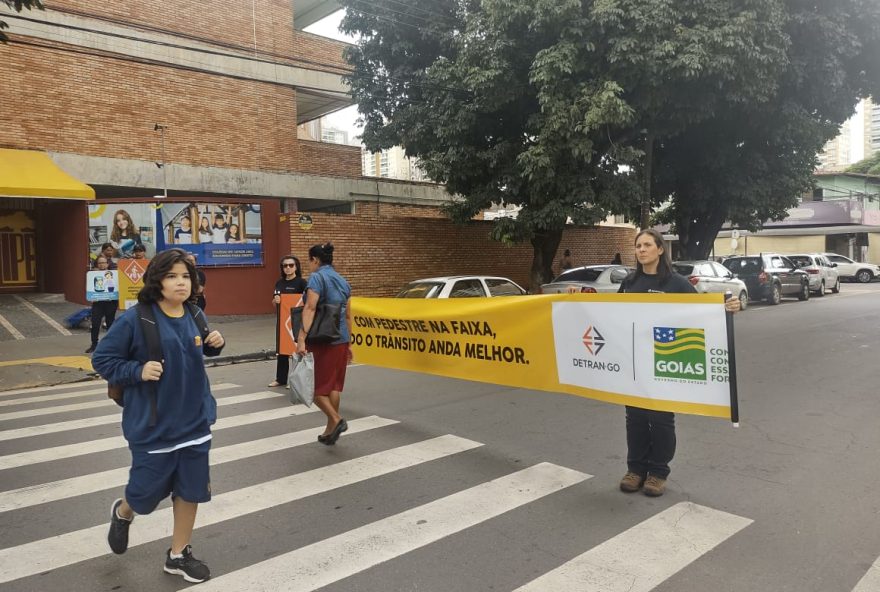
[206,350,276,367]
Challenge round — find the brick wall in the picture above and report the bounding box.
[298,141,362,178]
[44,0,296,56]
[288,202,637,295]
[292,31,352,71]
[0,42,365,179]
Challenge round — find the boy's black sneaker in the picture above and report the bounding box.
[107,498,133,554]
[164,545,211,583]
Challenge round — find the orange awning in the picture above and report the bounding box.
[0,149,95,200]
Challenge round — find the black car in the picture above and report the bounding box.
[722,254,810,305]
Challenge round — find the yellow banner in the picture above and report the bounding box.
[350,294,737,420]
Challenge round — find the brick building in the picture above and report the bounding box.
[0,1,634,312]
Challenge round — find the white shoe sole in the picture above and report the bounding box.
[164,565,209,583]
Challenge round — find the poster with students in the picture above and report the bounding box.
[156,202,263,267]
[87,204,156,268]
[86,270,119,302]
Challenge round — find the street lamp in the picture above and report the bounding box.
[153,123,169,199]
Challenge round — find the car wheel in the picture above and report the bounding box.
[815,280,825,297]
[767,282,781,305]
[856,269,873,283]
[831,278,840,294]
[798,280,810,301]
[738,290,748,311]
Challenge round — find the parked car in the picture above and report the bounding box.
[820,253,880,284]
[672,260,749,310]
[722,254,810,305]
[396,276,527,298]
[539,265,633,294]
[787,253,840,295]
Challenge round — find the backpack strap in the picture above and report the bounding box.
[185,301,210,338]
[136,304,163,427]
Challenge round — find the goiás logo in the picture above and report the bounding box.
[572,324,620,373]
[653,327,706,381]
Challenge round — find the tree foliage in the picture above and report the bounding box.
[340,0,880,278]
[0,0,43,44]
[656,0,880,258]
[847,151,880,176]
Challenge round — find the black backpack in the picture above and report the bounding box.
[106,302,210,426]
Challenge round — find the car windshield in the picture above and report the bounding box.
[672,264,694,275]
[723,257,762,274]
[397,282,443,298]
[553,267,605,282]
[789,255,813,268]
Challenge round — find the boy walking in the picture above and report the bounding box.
[92,249,225,583]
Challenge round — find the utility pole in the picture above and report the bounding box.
[154,123,168,199]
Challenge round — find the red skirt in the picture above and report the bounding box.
[309,342,350,395]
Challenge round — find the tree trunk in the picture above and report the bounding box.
[529,229,563,292]
[677,212,726,260]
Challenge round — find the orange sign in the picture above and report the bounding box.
[117,258,149,309]
[277,293,304,355]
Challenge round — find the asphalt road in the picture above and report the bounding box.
[2,284,880,591]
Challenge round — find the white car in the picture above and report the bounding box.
[539,265,633,294]
[788,253,840,295]
[821,253,880,284]
[672,260,749,309]
[396,276,528,298]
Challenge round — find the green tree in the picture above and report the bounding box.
[847,151,880,176]
[657,1,880,259]
[341,0,792,287]
[1,0,43,43]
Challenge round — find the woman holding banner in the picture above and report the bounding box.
[297,242,352,445]
[616,228,740,497]
[269,255,307,388]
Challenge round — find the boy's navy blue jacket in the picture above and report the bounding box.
[92,303,223,452]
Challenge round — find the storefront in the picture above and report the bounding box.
[0,149,95,293]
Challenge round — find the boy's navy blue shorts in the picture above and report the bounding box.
[125,440,211,515]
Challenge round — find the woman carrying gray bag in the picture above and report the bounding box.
[296,242,352,446]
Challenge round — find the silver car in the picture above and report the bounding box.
[673,260,749,310]
[539,265,632,294]
[788,253,840,295]
[397,276,527,298]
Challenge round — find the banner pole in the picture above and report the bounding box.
[274,302,280,357]
[724,293,740,426]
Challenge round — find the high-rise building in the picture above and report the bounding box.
[817,117,852,171]
[362,146,429,181]
[864,98,880,158]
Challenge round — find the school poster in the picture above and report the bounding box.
[155,202,263,266]
[85,270,119,302]
[349,293,738,420]
[87,204,156,267]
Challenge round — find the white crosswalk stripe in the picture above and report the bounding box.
[0,391,306,470]
[0,384,243,422]
[0,415,398,513]
[0,380,758,591]
[198,462,590,592]
[0,382,238,408]
[852,555,880,591]
[0,380,107,398]
[0,435,483,584]
[513,502,752,592]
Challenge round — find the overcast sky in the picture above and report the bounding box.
[304,10,363,145]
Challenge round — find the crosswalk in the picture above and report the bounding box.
[0,378,872,591]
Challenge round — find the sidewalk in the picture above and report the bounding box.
[0,314,278,392]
